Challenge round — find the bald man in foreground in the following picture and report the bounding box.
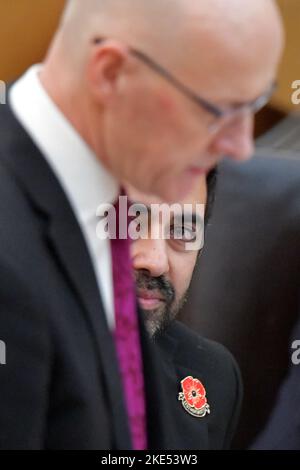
[0,0,283,449]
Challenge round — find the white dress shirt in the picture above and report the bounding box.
[9,65,119,330]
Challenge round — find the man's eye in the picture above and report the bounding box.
[170,225,196,242]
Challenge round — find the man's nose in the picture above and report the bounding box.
[132,238,170,278]
[209,113,255,162]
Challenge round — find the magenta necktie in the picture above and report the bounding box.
[110,195,148,450]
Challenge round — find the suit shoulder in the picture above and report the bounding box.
[0,162,39,241]
[0,162,30,215]
[168,321,239,375]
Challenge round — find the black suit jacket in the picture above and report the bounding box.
[180,155,300,448]
[156,321,243,450]
[0,102,241,450]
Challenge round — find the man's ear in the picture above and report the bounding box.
[86,40,130,104]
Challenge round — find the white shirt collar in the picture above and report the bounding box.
[9,64,119,222]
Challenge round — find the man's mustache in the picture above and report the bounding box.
[135,271,175,305]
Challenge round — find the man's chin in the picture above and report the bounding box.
[140,305,173,339]
[140,294,189,338]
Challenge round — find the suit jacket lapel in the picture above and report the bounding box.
[46,212,132,449]
[0,103,131,449]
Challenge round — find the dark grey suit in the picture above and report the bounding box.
[0,100,242,450]
[0,99,158,450]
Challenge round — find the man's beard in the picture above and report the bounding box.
[135,271,188,339]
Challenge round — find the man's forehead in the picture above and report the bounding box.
[126,177,207,206]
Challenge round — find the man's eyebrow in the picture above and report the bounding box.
[129,202,203,226]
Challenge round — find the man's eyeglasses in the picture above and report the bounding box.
[94,38,276,131]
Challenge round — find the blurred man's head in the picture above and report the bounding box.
[127,170,217,338]
[41,0,284,202]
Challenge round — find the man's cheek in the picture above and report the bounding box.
[171,275,188,303]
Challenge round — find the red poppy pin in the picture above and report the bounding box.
[178,376,210,418]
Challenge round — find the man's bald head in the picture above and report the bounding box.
[41,0,284,203]
[58,0,283,70]
[59,0,184,60]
